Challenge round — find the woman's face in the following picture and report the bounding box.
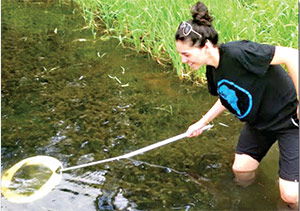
[175,40,208,70]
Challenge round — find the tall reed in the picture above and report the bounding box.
[72,0,298,80]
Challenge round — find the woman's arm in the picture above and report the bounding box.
[186,99,226,137]
[270,46,299,117]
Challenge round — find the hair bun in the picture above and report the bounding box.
[191,1,213,26]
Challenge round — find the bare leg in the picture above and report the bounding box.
[278,178,299,210]
[232,153,259,187]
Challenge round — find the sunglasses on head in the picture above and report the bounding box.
[179,21,202,39]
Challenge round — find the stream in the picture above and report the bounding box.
[1,1,281,210]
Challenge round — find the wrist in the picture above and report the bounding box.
[200,116,210,125]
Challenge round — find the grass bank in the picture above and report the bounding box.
[71,0,298,81]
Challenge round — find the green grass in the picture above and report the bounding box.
[71,0,298,81]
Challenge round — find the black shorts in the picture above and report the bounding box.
[236,116,299,182]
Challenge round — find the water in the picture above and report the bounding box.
[1,1,281,210]
[6,165,53,196]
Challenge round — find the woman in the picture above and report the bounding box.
[175,1,299,209]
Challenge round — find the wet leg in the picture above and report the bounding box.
[232,153,259,187]
[278,178,299,210]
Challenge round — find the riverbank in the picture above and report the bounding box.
[71,0,298,81]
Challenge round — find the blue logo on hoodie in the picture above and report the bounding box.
[217,79,252,119]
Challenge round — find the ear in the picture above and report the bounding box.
[203,40,214,53]
[205,40,213,48]
[202,41,210,52]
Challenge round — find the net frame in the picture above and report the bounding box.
[1,155,62,203]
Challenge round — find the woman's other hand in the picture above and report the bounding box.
[297,103,299,119]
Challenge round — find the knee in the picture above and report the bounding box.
[279,179,299,205]
[232,153,259,172]
[280,188,298,204]
[232,154,259,187]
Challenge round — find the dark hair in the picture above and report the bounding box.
[175,1,218,47]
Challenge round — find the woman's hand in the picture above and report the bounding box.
[186,99,226,138]
[186,120,208,137]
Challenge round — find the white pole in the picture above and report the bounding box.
[62,124,213,172]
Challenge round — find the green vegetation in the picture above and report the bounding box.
[71,0,298,81]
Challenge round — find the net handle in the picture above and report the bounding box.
[62,124,213,172]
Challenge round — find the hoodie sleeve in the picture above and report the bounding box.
[236,40,275,77]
